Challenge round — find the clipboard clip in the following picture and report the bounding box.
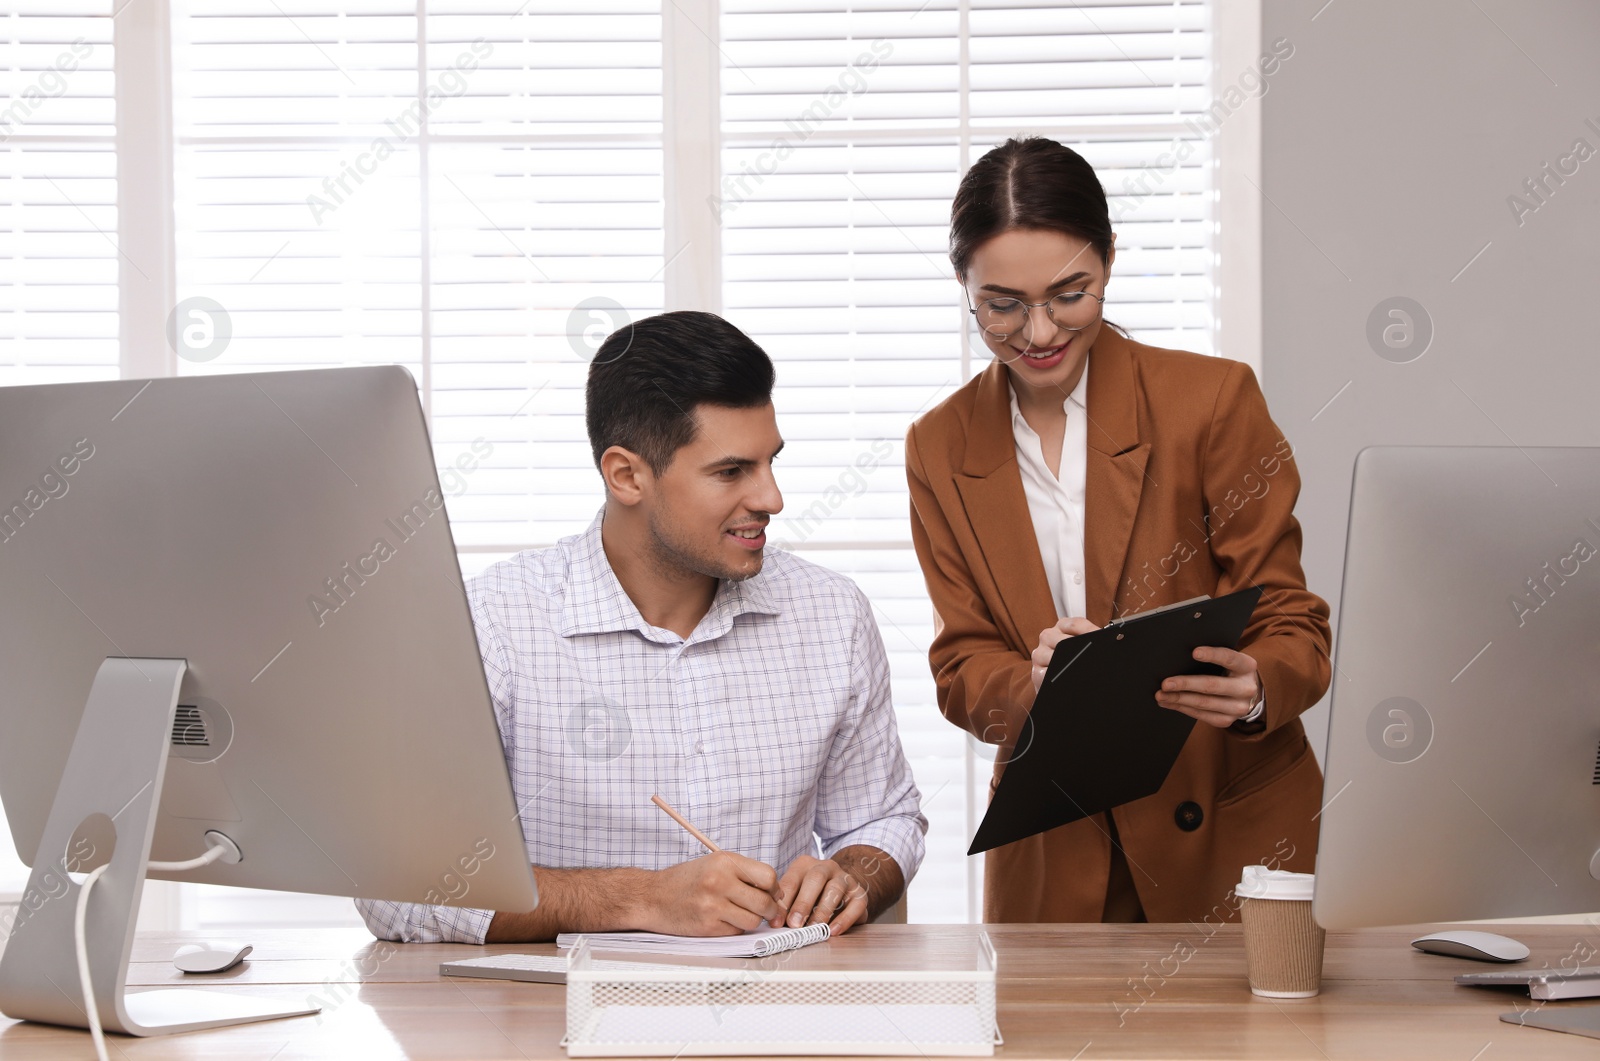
[1105,593,1214,628]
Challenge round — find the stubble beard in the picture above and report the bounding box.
[645,505,761,586]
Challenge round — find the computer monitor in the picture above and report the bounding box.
[0,366,537,1038]
[1315,445,1600,932]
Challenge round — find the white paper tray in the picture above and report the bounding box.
[563,932,1000,1057]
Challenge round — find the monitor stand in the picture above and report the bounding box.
[1504,1005,1600,1041]
[0,658,318,1036]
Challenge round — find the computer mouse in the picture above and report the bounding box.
[173,941,253,974]
[1410,930,1529,963]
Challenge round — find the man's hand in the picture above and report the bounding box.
[483,847,900,943]
[1155,646,1263,728]
[774,855,868,934]
[640,851,783,936]
[1032,617,1101,694]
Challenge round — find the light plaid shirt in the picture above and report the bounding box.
[356,511,927,943]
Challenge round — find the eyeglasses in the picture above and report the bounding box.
[967,290,1106,338]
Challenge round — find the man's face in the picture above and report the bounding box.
[643,402,785,583]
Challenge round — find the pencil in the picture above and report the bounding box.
[649,794,722,854]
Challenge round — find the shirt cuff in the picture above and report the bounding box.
[820,812,929,887]
[1240,693,1266,724]
[354,898,495,944]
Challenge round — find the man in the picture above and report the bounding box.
[358,311,926,942]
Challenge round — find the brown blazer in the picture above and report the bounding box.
[906,328,1332,923]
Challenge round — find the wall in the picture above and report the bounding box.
[1260,0,1600,754]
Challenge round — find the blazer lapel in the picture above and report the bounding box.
[953,360,1059,653]
[1082,329,1150,625]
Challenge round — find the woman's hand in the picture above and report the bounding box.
[1031,617,1101,694]
[1155,646,1263,728]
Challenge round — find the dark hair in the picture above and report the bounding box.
[949,137,1115,279]
[586,310,776,474]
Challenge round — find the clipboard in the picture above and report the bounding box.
[968,585,1263,855]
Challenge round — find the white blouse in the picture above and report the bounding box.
[1008,363,1090,622]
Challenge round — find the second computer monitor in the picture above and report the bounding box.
[1314,445,1600,929]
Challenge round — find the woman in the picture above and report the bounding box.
[907,137,1331,923]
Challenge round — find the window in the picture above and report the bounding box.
[0,1,1214,927]
[172,3,666,551]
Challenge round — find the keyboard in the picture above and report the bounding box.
[439,952,707,986]
[1457,965,1600,1001]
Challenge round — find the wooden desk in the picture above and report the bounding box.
[1,922,1596,1059]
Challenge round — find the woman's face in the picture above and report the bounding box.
[962,227,1113,399]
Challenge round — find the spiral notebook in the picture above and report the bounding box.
[555,922,830,959]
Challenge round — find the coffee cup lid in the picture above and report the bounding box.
[1236,864,1314,901]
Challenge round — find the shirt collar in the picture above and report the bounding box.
[559,508,782,642]
[1008,358,1090,432]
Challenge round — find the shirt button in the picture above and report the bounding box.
[694,741,705,755]
[1072,572,1083,584]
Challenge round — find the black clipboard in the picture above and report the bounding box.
[968,585,1263,855]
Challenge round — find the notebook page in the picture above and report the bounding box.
[555,922,829,958]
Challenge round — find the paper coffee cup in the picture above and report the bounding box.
[1236,866,1325,998]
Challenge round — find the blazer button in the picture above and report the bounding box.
[1174,801,1204,832]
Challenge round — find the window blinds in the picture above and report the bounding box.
[172,2,664,548]
[0,3,116,390]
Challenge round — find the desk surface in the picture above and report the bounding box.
[1,922,1597,1059]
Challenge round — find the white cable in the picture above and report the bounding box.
[73,839,230,1061]
[73,862,111,1061]
[148,843,229,873]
